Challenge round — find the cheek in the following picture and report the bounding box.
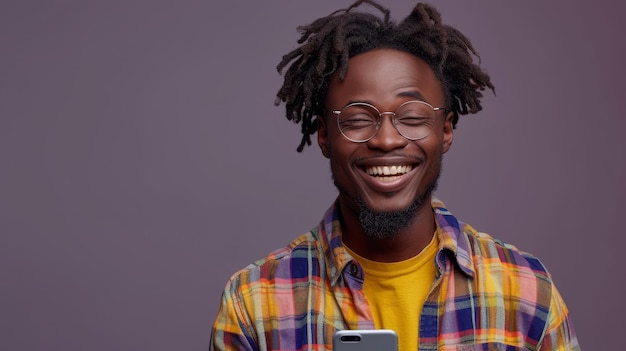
[423,142,445,175]
[325,128,351,157]
[327,140,357,175]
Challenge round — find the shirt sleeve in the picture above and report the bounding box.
[209,281,257,351]
[538,285,580,350]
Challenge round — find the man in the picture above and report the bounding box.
[210,1,579,350]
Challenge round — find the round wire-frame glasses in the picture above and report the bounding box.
[330,100,446,143]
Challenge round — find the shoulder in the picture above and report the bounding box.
[464,225,550,279]
[222,230,324,293]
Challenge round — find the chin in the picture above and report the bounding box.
[354,193,426,239]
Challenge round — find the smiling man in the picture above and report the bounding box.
[210,1,579,350]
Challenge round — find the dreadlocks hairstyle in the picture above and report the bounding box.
[275,0,495,152]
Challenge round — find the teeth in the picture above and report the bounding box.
[365,165,413,176]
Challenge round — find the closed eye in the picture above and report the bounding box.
[397,115,430,127]
[340,114,377,130]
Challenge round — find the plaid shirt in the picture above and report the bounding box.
[210,199,580,350]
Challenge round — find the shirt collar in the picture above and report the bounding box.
[318,197,475,285]
[431,198,476,278]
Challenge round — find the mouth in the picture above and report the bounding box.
[363,164,414,183]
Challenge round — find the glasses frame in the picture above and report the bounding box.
[330,100,447,143]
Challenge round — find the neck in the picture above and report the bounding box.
[339,196,436,262]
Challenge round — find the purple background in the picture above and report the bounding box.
[1,1,624,350]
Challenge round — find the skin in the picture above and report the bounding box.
[317,48,454,262]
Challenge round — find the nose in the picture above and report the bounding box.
[367,113,408,151]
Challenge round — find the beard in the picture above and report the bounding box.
[354,180,438,239]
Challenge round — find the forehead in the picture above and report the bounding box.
[326,48,444,108]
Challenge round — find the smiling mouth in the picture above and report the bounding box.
[364,165,414,182]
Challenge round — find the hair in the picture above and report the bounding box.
[275,0,495,152]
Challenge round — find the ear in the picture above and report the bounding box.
[442,111,454,154]
[316,116,330,158]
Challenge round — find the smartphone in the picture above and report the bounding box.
[332,329,398,351]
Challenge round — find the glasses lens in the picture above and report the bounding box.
[337,104,378,142]
[394,101,436,140]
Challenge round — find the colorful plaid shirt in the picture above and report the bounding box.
[210,199,579,350]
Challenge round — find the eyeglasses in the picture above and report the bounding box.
[330,100,446,143]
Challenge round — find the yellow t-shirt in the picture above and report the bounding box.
[344,233,439,351]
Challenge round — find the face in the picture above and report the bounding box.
[318,48,454,224]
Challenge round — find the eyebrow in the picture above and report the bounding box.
[397,91,426,101]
